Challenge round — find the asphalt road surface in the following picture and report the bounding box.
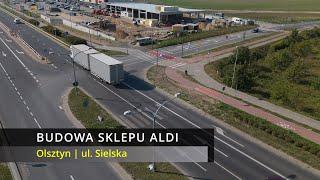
[157,30,270,57]
[0,9,319,180]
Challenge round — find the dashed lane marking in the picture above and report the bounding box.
[0,62,41,129]
[15,50,24,54]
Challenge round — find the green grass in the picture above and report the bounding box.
[0,164,12,180]
[147,65,320,170]
[68,88,188,180]
[97,49,127,56]
[145,0,320,11]
[225,12,320,24]
[205,33,320,121]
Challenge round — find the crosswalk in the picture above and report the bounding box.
[169,62,186,69]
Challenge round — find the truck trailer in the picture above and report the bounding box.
[89,53,124,84]
[70,44,98,70]
[70,44,124,84]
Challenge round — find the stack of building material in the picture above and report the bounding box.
[172,24,188,32]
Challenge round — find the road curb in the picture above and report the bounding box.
[61,87,133,180]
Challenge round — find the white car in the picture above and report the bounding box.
[14,18,21,24]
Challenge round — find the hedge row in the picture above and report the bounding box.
[219,103,320,157]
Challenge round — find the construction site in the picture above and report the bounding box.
[34,1,255,45]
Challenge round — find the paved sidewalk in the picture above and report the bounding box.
[165,67,320,144]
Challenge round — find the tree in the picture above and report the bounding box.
[285,59,308,83]
[270,79,295,105]
[250,46,269,62]
[265,49,294,71]
[228,46,250,65]
[290,41,311,57]
[233,65,258,91]
[288,29,302,44]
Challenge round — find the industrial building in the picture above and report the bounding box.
[105,2,207,24]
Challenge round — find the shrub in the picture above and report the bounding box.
[42,25,60,35]
[28,19,40,26]
[65,35,87,45]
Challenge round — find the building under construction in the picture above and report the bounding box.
[105,2,207,24]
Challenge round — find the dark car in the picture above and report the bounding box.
[252,28,260,33]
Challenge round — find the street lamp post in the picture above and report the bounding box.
[69,47,93,95]
[122,92,181,172]
[149,92,180,172]
[231,46,239,89]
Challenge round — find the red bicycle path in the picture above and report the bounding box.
[165,66,320,144]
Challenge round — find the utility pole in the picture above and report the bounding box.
[181,35,184,57]
[156,49,159,67]
[89,28,92,46]
[231,46,239,89]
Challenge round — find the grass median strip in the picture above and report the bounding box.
[147,65,320,170]
[68,88,187,180]
[0,164,12,180]
[97,49,127,57]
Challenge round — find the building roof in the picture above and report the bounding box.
[106,2,205,14]
[90,53,123,65]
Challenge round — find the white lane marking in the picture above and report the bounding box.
[15,50,24,54]
[214,161,242,180]
[214,136,287,179]
[69,175,75,180]
[0,62,41,129]
[169,63,186,69]
[122,82,201,129]
[2,51,6,57]
[215,126,244,147]
[51,64,58,69]
[58,106,63,110]
[214,147,228,157]
[94,79,207,171]
[93,79,166,129]
[122,82,287,178]
[17,91,20,96]
[33,117,42,129]
[0,37,38,84]
[221,133,244,148]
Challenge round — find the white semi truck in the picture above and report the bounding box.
[70,44,124,84]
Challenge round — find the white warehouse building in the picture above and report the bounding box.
[105,2,206,24]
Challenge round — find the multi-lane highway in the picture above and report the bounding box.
[0,8,319,180]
